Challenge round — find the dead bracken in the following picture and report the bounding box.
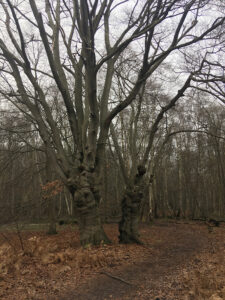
[0,221,224,300]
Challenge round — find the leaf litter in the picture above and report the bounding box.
[0,221,224,300]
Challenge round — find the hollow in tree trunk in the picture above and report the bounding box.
[119,165,146,244]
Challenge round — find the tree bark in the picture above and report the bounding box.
[119,166,146,244]
[74,168,110,247]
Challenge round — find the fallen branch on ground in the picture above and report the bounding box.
[100,271,133,286]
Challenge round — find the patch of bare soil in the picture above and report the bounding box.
[0,221,224,300]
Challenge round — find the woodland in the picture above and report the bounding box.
[0,1,225,299]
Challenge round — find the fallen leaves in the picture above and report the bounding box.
[178,229,225,300]
[209,295,223,300]
[0,224,149,299]
[0,222,224,299]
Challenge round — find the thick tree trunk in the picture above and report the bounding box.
[74,169,110,247]
[119,190,142,243]
[119,166,146,244]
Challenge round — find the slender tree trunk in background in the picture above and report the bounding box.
[146,174,155,222]
[119,166,146,244]
[58,191,62,217]
[47,197,57,235]
[74,168,110,246]
[46,157,57,235]
[10,162,15,216]
[34,150,44,220]
[102,152,108,222]
[64,188,72,216]
[163,160,169,218]
[214,140,225,217]
[148,178,154,221]
[152,175,159,219]
[178,157,183,218]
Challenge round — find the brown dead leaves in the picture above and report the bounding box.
[0,236,117,272]
[181,230,225,300]
[0,222,224,300]
[0,225,150,299]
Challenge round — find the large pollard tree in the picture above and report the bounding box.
[0,0,224,245]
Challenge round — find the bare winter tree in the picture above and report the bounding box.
[0,0,224,245]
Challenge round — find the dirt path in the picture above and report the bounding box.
[60,223,213,300]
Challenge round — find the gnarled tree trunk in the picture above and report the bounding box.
[73,168,110,247]
[119,166,146,244]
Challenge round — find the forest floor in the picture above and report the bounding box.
[0,220,225,300]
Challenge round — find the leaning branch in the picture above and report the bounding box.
[142,74,192,166]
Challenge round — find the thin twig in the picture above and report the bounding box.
[100,271,133,286]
